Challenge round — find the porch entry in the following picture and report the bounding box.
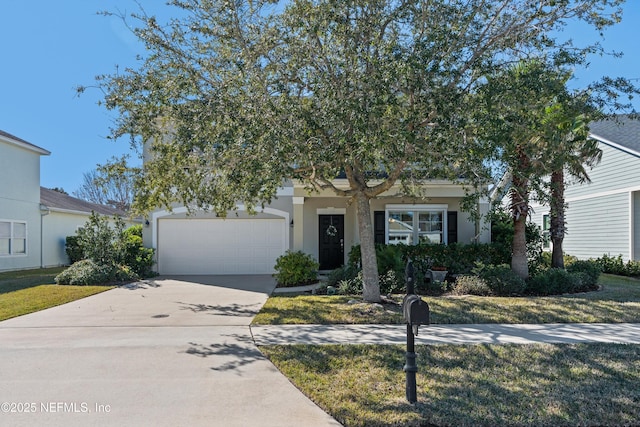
[318,214,344,270]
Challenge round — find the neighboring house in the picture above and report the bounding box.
[145,179,491,275]
[530,115,640,262]
[40,187,133,268]
[0,130,50,271]
[1,129,134,272]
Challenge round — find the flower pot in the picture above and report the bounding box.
[427,269,448,282]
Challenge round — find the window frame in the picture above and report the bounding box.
[0,220,28,257]
[542,214,551,251]
[384,204,448,245]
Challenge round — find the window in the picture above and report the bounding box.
[542,214,550,250]
[0,220,27,256]
[386,205,447,245]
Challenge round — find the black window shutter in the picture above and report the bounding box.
[447,211,458,244]
[374,211,386,244]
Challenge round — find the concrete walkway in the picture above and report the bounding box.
[0,276,342,427]
[251,322,640,346]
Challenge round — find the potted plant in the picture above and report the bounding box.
[426,256,448,282]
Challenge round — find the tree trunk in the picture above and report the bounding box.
[511,211,529,280]
[549,169,565,269]
[355,191,381,302]
[510,172,529,280]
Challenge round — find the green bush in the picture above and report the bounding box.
[54,260,138,286]
[566,260,601,289]
[473,263,526,296]
[337,271,364,295]
[526,268,582,296]
[76,212,121,265]
[326,265,359,288]
[63,214,156,282]
[452,275,492,296]
[540,251,579,268]
[273,251,319,287]
[595,254,640,277]
[115,225,155,277]
[65,235,83,264]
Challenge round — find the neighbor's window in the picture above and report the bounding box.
[0,220,27,256]
[386,205,447,245]
[542,214,550,251]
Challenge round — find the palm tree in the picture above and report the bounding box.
[542,107,602,269]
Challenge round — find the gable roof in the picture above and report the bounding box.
[40,187,126,217]
[589,115,640,157]
[0,129,51,155]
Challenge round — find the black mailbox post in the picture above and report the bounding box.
[402,260,430,403]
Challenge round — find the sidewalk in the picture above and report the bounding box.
[250,323,640,346]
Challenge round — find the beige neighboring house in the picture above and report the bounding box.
[1,129,134,272]
[39,187,133,268]
[145,179,491,275]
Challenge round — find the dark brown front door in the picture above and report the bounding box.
[318,215,344,270]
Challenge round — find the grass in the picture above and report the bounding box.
[261,343,640,427]
[257,274,640,426]
[0,267,114,321]
[253,274,640,325]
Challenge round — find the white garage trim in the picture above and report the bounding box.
[151,204,290,251]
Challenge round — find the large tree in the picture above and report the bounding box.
[89,0,626,301]
[479,61,566,279]
[540,103,602,269]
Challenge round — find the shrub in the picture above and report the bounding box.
[76,212,122,265]
[452,275,492,296]
[526,268,582,296]
[54,260,138,286]
[540,251,579,268]
[64,215,156,281]
[473,263,526,296]
[65,235,83,264]
[273,251,319,287]
[115,225,155,277]
[326,264,360,288]
[595,254,640,277]
[566,260,601,289]
[337,271,364,295]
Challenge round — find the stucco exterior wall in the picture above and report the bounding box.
[0,143,44,271]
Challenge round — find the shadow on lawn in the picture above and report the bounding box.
[0,269,64,295]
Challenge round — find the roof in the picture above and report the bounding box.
[589,115,640,157]
[0,129,51,155]
[40,187,126,217]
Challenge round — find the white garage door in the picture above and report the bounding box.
[157,218,286,275]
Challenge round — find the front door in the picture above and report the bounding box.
[318,215,344,270]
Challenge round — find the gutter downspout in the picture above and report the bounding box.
[39,204,50,268]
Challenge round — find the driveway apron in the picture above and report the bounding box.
[0,276,341,427]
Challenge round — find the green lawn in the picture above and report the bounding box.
[253,274,640,325]
[0,267,114,321]
[261,343,640,427]
[256,274,640,426]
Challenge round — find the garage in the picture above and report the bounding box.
[157,218,286,275]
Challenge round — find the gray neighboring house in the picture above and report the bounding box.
[530,115,640,262]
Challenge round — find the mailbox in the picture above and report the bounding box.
[402,294,430,327]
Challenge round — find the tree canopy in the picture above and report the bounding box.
[88,0,632,301]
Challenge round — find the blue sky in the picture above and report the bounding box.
[1,1,638,194]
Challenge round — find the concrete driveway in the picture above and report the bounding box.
[0,276,341,427]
